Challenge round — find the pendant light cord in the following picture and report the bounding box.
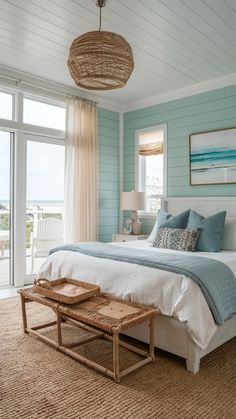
[97,0,106,31]
[99,5,102,31]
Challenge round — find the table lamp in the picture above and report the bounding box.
[120,191,146,235]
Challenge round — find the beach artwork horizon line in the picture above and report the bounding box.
[190,128,236,185]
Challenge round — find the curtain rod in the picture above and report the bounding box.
[0,74,98,106]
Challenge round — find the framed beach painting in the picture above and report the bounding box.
[189,127,236,185]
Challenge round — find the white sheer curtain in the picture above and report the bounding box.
[64,99,98,242]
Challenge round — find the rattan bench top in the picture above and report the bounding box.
[19,288,159,333]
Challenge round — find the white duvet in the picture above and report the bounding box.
[37,240,236,350]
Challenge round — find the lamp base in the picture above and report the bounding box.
[125,218,134,234]
[124,211,143,235]
[132,221,142,235]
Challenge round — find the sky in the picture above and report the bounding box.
[0,92,12,120]
[27,140,64,201]
[0,132,10,201]
[0,96,65,202]
[0,134,65,202]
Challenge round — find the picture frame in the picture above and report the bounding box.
[189,127,236,186]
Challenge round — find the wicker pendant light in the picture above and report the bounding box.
[67,0,134,91]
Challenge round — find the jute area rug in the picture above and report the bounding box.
[0,297,236,419]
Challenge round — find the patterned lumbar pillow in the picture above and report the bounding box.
[152,227,199,252]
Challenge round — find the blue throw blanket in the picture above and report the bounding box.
[49,242,236,325]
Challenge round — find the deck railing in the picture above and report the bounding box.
[0,207,63,254]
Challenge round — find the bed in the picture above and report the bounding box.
[37,198,236,373]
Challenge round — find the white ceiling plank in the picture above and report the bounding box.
[118,0,233,75]
[0,33,184,94]
[0,47,186,105]
[27,0,95,34]
[106,0,228,76]
[0,5,70,51]
[0,46,72,84]
[59,0,222,79]
[132,60,191,88]
[0,0,235,106]
[0,44,69,82]
[180,0,236,48]
[162,0,236,59]
[31,0,207,82]
[2,0,75,41]
[0,19,67,57]
[5,0,76,36]
[131,52,196,84]
[202,0,236,32]
[223,0,236,12]
[12,0,236,78]
[120,69,185,94]
[0,27,67,66]
[138,0,236,71]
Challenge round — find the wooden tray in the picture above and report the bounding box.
[33,278,100,304]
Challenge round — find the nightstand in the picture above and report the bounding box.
[112,234,148,243]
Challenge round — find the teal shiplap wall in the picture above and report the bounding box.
[123,85,236,233]
[98,108,120,242]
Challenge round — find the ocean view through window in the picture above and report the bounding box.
[26,139,65,276]
[0,88,65,286]
[0,131,12,286]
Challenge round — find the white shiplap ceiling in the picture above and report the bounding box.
[0,0,236,107]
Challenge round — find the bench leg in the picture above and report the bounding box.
[113,331,120,383]
[20,294,28,332]
[149,317,155,361]
[56,310,62,345]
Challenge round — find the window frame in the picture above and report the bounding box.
[23,94,66,131]
[25,134,65,281]
[135,123,167,217]
[0,89,16,121]
[0,87,66,287]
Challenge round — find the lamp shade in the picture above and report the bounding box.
[120,192,146,211]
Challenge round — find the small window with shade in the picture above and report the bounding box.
[135,124,167,215]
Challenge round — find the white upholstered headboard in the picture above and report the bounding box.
[165,197,236,251]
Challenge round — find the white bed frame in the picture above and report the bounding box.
[126,197,236,373]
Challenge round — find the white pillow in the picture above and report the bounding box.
[147,218,158,242]
[222,218,236,250]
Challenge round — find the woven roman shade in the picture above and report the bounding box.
[139,142,163,156]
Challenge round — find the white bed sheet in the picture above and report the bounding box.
[37,240,236,350]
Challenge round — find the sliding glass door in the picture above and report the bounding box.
[0,131,13,286]
[25,134,65,282]
[0,89,65,286]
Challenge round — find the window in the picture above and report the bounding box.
[0,88,66,287]
[136,125,166,214]
[26,137,65,276]
[23,98,66,130]
[0,91,13,120]
[27,139,65,202]
[0,131,13,286]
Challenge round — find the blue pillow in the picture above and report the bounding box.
[158,209,190,229]
[187,210,226,252]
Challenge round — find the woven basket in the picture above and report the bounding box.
[67,31,134,90]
